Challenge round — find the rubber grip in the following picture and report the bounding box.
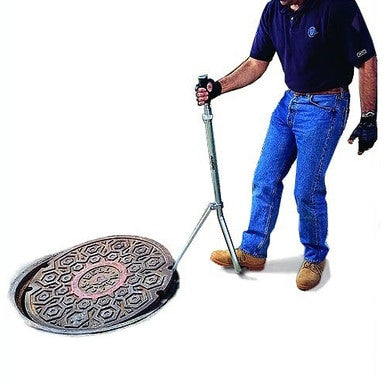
[198,74,208,88]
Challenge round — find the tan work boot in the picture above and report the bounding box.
[210,248,266,271]
[296,260,326,291]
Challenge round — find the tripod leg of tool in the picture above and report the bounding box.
[173,203,212,271]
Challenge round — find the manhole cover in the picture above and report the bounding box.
[12,236,178,334]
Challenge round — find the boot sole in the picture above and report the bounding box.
[296,282,319,291]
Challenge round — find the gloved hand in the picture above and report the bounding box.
[195,78,222,106]
[348,112,377,155]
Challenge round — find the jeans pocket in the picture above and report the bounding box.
[309,95,337,112]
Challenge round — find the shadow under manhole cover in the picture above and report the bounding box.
[11,236,179,335]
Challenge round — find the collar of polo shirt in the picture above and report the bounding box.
[280,0,318,14]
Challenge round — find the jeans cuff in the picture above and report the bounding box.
[239,246,267,259]
[304,256,326,263]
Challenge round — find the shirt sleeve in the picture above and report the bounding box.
[334,0,376,67]
[250,1,276,61]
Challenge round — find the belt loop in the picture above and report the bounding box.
[339,87,344,99]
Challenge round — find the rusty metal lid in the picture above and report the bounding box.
[11,235,178,334]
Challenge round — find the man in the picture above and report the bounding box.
[195,0,377,290]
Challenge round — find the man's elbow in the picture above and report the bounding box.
[247,57,270,79]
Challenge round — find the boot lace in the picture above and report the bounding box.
[303,261,324,277]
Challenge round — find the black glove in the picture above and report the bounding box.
[195,78,222,105]
[348,112,377,155]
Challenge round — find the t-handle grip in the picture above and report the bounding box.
[198,74,209,89]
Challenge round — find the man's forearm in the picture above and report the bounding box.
[359,56,377,113]
[218,57,270,94]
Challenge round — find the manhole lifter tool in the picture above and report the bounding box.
[173,75,242,274]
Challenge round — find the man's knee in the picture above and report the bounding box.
[294,184,327,212]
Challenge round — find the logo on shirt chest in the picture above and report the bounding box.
[307,26,319,38]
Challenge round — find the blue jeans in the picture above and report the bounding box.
[240,89,350,263]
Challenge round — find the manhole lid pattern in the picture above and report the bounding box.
[22,236,175,333]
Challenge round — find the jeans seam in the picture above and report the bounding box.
[255,159,289,252]
[310,111,337,260]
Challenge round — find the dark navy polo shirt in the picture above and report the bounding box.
[250,0,376,92]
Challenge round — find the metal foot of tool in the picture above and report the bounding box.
[216,208,242,273]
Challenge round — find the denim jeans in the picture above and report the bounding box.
[240,89,350,263]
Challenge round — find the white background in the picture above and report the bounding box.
[1,1,384,383]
